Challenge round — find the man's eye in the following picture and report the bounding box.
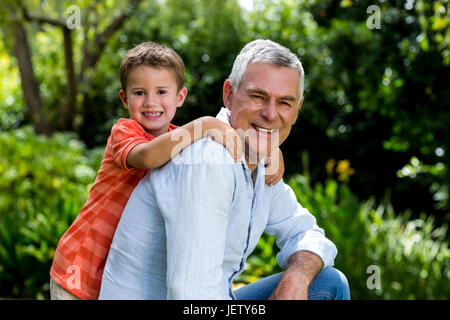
[251,95,264,100]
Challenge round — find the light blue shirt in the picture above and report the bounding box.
[99,108,337,300]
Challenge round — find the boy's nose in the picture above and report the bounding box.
[144,94,159,108]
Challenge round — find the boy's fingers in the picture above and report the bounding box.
[222,129,242,162]
[225,135,239,162]
[235,134,243,161]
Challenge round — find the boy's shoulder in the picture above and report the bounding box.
[105,118,151,150]
[112,118,145,133]
[111,118,177,136]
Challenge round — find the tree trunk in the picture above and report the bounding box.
[61,27,77,131]
[12,21,51,135]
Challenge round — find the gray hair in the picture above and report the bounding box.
[229,39,305,98]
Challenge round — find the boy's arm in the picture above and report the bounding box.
[127,116,242,169]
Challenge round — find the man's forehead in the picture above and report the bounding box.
[240,63,301,99]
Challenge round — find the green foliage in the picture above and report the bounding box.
[0,126,103,298]
[238,175,449,299]
[0,29,25,131]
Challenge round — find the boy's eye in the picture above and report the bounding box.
[157,90,167,95]
[135,91,145,96]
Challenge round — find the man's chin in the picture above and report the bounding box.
[245,146,272,166]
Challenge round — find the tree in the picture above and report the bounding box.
[0,0,143,135]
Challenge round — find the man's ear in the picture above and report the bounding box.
[223,79,233,111]
[119,89,129,110]
[297,96,304,111]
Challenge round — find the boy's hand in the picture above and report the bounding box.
[202,117,243,162]
[265,148,284,186]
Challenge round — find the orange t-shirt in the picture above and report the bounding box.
[50,118,177,300]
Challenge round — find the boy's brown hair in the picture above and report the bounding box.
[120,42,185,91]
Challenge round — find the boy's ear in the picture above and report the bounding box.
[119,89,129,110]
[223,80,233,111]
[176,87,188,108]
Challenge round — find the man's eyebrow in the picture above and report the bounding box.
[246,88,268,96]
[279,95,297,102]
[246,87,297,102]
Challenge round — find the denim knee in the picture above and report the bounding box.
[308,267,350,300]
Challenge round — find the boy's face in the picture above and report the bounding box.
[120,65,187,136]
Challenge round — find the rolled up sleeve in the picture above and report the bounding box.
[265,183,337,269]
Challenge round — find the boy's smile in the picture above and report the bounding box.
[120,65,187,136]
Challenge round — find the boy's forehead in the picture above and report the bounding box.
[127,65,178,86]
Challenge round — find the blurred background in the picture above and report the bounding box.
[0,0,448,299]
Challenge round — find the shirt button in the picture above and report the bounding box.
[246,184,252,190]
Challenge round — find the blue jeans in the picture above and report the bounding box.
[234,267,350,300]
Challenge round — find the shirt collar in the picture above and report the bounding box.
[215,107,266,172]
[216,107,231,125]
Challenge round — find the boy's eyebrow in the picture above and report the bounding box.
[131,86,170,89]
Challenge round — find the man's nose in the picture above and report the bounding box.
[260,100,277,122]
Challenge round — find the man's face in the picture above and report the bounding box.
[223,62,303,163]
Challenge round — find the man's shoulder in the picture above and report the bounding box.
[146,137,238,195]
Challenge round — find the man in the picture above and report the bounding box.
[99,39,350,300]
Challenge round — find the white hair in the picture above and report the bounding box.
[229,39,305,98]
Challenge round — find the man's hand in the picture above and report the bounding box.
[269,251,323,300]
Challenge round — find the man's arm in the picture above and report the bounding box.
[127,116,241,169]
[265,183,337,299]
[269,251,323,300]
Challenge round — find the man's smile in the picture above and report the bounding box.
[251,124,279,135]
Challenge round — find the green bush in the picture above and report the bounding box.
[0,126,103,299]
[237,175,449,299]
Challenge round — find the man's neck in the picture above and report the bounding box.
[245,152,264,172]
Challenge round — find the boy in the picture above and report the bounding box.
[49,42,284,299]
